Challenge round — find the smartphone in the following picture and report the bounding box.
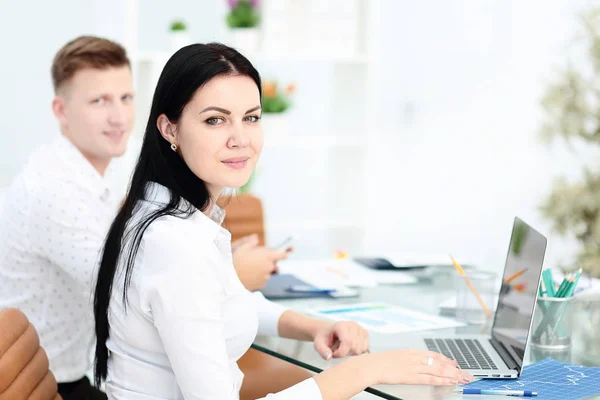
[274,236,293,251]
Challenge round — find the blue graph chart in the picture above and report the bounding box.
[464,358,600,400]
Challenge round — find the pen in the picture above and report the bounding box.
[456,388,538,397]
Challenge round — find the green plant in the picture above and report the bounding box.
[226,0,260,29]
[539,7,600,278]
[261,81,295,113]
[170,20,187,32]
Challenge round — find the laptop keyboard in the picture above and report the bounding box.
[424,338,498,370]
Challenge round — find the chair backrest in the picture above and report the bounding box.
[0,308,61,400]
[219,194,266,246]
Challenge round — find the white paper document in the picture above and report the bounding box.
[439,295,500,314]
[308,302,466,333]
[277,259,417,288]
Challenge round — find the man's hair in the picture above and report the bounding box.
[51,36,130,93]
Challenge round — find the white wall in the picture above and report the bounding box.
[0,1,95,186]
[0,0,594,272]
[364,0,595,272]
[0,0,131,187]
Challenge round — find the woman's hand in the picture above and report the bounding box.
[313,321,369,360]
[367,349,473,386]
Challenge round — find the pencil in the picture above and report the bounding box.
[326,265,348,279]
[542,269,556,297]
[566,268,582,297]
[449,255,493,318]
[505,268,528,284]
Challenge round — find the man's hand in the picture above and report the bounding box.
[231,233,260,252]
[232,235,289,291]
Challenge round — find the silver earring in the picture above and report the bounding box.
[171,143,177,151]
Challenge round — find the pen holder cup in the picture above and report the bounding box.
[530,296,573,350]
[573,294,600,364]
[455,271,497,324]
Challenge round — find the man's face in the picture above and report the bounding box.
[54,66,134,170]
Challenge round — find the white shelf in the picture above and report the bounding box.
[123,0,380,259]
[132,51,368,65]
[263,136,365,149]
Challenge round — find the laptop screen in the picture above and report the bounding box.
[491,217,547,365]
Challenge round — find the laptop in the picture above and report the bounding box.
[406,217,547,379]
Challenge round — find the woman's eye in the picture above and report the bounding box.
[245,115,261,123]
[206,117,224,125]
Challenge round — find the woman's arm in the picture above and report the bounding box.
[277,310,330,341]
[277,310,369,360]
[273,350,473,400]
[311,355,373,400]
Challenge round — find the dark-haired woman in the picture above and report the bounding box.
[93,43,472,400]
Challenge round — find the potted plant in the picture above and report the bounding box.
[538,7,600,279]
[261,80,295,139]
[169,20,191,51]
[225,0,261,55]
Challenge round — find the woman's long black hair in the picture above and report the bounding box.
[93,43,262,386]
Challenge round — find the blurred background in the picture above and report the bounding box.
[1,0,599,276]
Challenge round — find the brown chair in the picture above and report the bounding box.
[218,195,314,398]
[219,194,266,246]
[0,308,61,400]
[238,348,315,400]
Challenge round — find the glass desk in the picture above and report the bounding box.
[253,267,600,400]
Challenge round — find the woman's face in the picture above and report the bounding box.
[161,74,262,197]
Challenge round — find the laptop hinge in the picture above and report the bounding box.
[489,338,519,371]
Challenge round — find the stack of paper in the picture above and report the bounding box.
[277,259,417,288]
[356,252,477,269]
[439,295,500,315]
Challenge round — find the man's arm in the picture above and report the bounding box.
[29,180,112,290]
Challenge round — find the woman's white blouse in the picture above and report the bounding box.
[105,183,322,399]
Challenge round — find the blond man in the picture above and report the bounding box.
[0,36,134,399]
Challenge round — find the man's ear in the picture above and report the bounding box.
[157,114,178,146]
[51,96,67,125]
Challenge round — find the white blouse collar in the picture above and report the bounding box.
[143,182,227,237]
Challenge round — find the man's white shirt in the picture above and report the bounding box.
[0,134,119,383]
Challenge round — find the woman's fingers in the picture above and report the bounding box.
[419,350,458,367]
[417,363,473,384]
[414,374,460,386]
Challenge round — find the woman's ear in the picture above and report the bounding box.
[157,114,177,146]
